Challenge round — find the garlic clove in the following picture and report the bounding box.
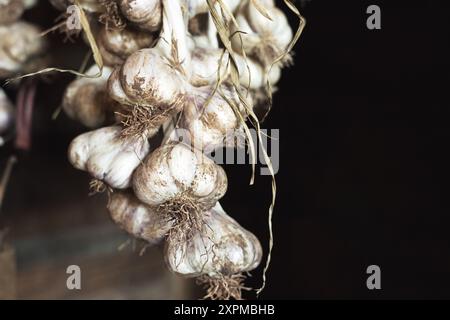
[107,190,172,243]
[68,126,154,189]
[165,202,263,277]
[166,143,198,186]
[119,0,162,32]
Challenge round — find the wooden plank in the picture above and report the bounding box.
[0,244,16,299]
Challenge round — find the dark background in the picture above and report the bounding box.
[1,0,450,299]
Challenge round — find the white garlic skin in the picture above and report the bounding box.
[107,49,187,109]
[133,142,227,208]
[107,191,172,244]
[0,88,13,133]
[62,66,113,128]
[165,202,263,277]
[232,3,293,65]
[0,0,24,25]
[98,27,155,67]
[68,126,154,189]
[0,21,45,77]
[180,85,245,152]
[189,48,281,89]
[119,0,162,32]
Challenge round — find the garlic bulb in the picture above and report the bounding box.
[98,26,155,67]
[179,85,245,152]
[0,21,45,78]
[165,202,262,277]
[62,65,113,128]
[0,88,13,134]
[68,126,155,189]
[189,47,281,89]
[232,2,293,65]
[107,48,188,109]
[119,0,162,32]
[0,0,24,25]
[133,142,227,208]
[107,190,172,243]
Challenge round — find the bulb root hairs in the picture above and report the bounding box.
[99,0,126,30]
[158,193,205,249]
[196,273,250,300]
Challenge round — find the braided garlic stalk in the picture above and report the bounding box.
[56,0,299,299]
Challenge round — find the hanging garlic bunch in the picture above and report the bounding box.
[59,0,302,300]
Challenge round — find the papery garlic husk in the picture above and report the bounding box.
[107,190,173,244]
[62,65,113,128]
[0,0,24,25]
[133,141,227,209]
[0,21,45,78]
[98,26,155,67]
[231,2,293,66]
[68,125,155,189]
[178,84,247,152]
[165,202,262,278]
[189,47,281,89]
[0,88,14,134]
[119,0,162,32]
[108,49,187,108]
